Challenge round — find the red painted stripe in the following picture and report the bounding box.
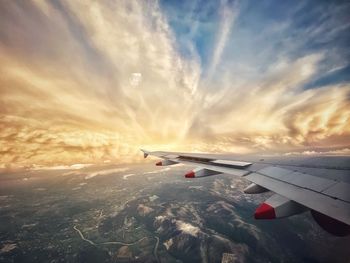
[254,203,276,219]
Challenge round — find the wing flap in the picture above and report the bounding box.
[173,158,249,177]
[257,166,341,196]
[245,172,350,225]
[210,159,252,167]
[322,182,350,203]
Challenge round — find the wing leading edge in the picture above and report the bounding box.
[141,149,350,236]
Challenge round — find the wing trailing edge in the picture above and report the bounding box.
[141,149,350,236]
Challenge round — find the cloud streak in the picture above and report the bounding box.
[207,0,238,80]
[0,0,349,168]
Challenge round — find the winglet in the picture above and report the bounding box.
[140,149,149,158]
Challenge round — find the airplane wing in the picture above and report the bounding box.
[141,149,350,237]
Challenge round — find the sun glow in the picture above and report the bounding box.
[0,1,349,169]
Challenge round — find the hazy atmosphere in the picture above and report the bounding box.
[1,0,350,168]
[1,2,350,263]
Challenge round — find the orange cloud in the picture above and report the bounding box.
[0,1,349,168]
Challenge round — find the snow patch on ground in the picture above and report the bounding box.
[137,204,154,216]
[149,195,159,202]
[0,243,17,254]
[163,238,173,250]
[155,215,166,223]
[176,221,200,237]
[21,223,37,229]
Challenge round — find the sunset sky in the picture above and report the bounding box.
[0,0,350,168]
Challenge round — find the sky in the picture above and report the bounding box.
[0,0,350,169]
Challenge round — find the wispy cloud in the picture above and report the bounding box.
[207,0,238,80]
[0,1,200,167]
[0,0,349,168]
[188,53,350,152]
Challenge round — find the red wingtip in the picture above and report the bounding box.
[254,203,276,219]
[155,161,162,166]
[185,171,195,178]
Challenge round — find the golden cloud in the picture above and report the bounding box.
[0,1,349,168]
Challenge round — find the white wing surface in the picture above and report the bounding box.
[141,149,350,236]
